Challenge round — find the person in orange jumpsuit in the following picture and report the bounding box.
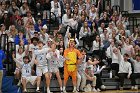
[63,38,82,93]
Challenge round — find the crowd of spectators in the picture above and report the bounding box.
[0,0,140,93]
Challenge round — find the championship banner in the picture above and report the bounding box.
[133,0,140,10]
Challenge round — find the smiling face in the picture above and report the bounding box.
[51,43,56,50]
[38,42,43,49]
[23,57,29,64]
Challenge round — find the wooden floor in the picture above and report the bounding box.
[62,90,140,93]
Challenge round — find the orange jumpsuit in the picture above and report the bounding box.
[64,48,82,84]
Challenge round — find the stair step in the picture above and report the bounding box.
[103,82,119,86]
[105,86,118,90]
[101,73,110,78]
[102,78,119,82]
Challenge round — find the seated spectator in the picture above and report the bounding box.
[79,20,91,49]
[0,24,7,36]
[62,9,73,27]
[92,35,103,58]
[39,25,49,44]
[20,1,29,16]
[7,24,18,41]
[10,9,21,25]
[15,19,26,35]
[23,10,36,27]
[51,0,61,25]
[34,19,47,32]
[0,11,10,30]
[84,56,98,92]
[130,27,139,41]
[98,22,105,34]
[93,57,106,91]
[8,1,19,15]
[26,23,36,39]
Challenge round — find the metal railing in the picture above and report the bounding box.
[128,17,138,33]
[0,34,16,76]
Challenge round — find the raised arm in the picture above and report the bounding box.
[12,53,23,67]
[30,50,35,66]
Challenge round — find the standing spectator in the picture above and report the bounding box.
[33,41,51,93]
[118,53,132,90]
[12,51,37,93]
[0,49,6,93]
[63,39,82,93]
[47,42,63,92]
[0,11,10,30]
[130,55,140,90]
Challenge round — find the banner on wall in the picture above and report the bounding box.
[133,0,140,10]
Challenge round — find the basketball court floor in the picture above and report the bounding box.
[56,90,140,93]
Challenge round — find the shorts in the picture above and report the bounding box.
[22,76,37,85]
[49,65,59,73]
[36,66,48,76]
[48,64,59,73]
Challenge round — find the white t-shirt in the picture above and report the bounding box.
[29,44,39,51]
[16,52,25,68]
[13,56,35,77]
[118,56,132,75]
[34,48,50,66]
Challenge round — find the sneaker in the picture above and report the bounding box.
[92,88,97,92]
[97,88,101,92]
[134,85,138,90]
[63,90,67,93]
[47,89,51,93]
[120,87,123,90]
[23,90,27,93]
[131,86,135,90]
[36,89,40,93]
[101,85,106,90]
[73,89,78,93]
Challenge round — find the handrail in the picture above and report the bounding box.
[0,34,16,75]
[128,17,138,32]
[0,34,8,52]
[48,11,57,33]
